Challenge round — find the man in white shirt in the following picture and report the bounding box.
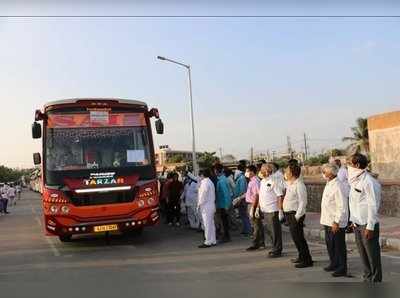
[283,163,313,268]
[8,184,17,206]
[348,153,382,283]
[182,173,200,230]
[197,169,217,248]
[335,159,350,196]
[320,163,348,277]
[259,163,284,258]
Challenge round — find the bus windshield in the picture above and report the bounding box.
[45,111,151,172]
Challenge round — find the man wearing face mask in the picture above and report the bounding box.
[259,163,284,258]
[215,163,232,243]
[320,163,348,277]
[347,153,382,283]
[233,163,251,236]
[197,169,217,248]
[245,165,264,251]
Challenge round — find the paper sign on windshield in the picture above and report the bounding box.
[127,150,145,163]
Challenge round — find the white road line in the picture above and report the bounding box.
[34,216,61,257]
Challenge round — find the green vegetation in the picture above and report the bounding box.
[198,151,220,170]
[304,154,330,166]
[0,165,34,183]
[342,117,369,154]
[167,154,187,164]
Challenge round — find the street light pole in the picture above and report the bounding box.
[157,56,199,176]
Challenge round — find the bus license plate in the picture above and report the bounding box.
[93,224,118,233]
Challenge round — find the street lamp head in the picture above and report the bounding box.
[157,56,166,61]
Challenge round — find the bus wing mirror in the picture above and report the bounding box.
[149,108,160,119]
[155,119,164,134]
[33,153,41,165]
[32,122,42,139]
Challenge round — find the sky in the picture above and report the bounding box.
[0,2,399,168]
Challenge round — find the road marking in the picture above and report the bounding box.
[34,216,61,257]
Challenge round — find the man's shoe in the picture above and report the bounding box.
[291,258,301,264]
[295,262,314,269]
[323,265,335,272]
[246,246,259,251]
[332,272,347,278]
[268,252,282,258]
[198,244,213,248]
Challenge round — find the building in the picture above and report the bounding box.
[368,111,400,180]
[155,145,202,168]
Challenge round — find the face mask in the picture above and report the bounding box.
[245,171,250,178]
[348,166,365,184]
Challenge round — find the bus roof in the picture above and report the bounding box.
[44,98,148,109]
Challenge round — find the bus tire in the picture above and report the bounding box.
[59,235,72,242]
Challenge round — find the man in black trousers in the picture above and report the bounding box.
[348,153,382,283]
[283,163,313,268]
[320,163,349,277]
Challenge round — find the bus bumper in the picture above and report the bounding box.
[44,208,160,237]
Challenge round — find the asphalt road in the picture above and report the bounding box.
[1,191,400,297]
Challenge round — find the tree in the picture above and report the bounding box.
[342,117,369,154]
[0,165,34,183]
[167,154,186,164]
[198,151,219,170]
[330,148,344,157]
[304,154,330,166]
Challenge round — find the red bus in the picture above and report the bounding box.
[31,98,164,242]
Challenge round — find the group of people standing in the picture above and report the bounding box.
[320,154,382,282]
[0,182,21,214]
[158,151,382,283]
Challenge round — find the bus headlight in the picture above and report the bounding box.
[138,200,145,208]
[50,205,58,214]
[147,198,155,205]
[61,205,70,214]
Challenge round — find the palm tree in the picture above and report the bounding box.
[342,117,369,154]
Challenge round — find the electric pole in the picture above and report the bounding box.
[303,133,308,162]
[287,136,293,159]
[250,147,254,164]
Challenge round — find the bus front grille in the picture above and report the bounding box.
[66,187,139,206]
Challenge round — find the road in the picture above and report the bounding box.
[1,191,400,297]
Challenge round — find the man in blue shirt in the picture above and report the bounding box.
[215,163,232,243]
[234,164,251,235]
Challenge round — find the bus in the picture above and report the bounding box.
[31,98,164,242]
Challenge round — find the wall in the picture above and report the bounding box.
[305,179,400,218]
[368,111,400,180]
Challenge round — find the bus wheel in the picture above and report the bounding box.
[59,235,72,242]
